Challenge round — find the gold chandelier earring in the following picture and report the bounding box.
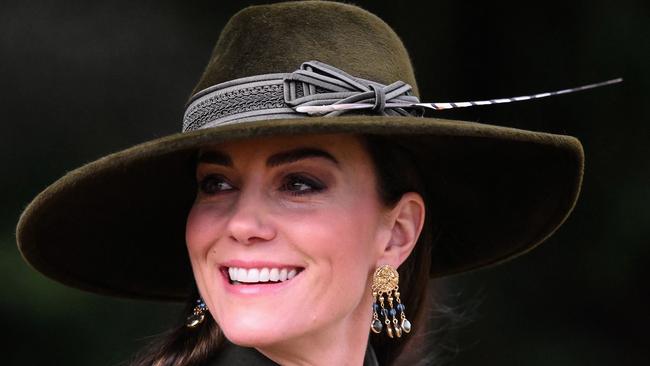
[186,298,208,328]
[370,264,412,338]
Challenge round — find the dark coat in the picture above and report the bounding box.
[207,341,379,366]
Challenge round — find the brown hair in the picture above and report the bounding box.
[130,134,443,366]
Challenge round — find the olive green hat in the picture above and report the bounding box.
[16,1,583,301]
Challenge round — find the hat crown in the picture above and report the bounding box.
[191,1,418,97]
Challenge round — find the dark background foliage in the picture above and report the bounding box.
[2,0,648,365]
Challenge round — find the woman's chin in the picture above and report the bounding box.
[218,313,298,347]
[222,329,289,349]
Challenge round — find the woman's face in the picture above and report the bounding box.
[186,134,409,348]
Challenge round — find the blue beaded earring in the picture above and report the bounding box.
[370,265,411,338]
[186,298,208,328]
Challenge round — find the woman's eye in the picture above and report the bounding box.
[281,174,326,195]
[199,174,235,195]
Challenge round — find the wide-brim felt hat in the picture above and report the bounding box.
[16,1,583,301]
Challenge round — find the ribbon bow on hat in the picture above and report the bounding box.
[283,61,422,116]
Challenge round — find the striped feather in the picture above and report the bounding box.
[295,78,622,114]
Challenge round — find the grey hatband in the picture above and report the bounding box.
[182,61,422,133]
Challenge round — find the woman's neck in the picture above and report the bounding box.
[255,298,373,366]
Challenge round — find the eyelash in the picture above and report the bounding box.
[198,174,234,195]
[197,173,326,196]
[280,173,326,196]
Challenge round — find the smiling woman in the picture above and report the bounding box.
[15,1,584,366]
[184,134,425,364]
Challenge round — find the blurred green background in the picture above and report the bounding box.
[2,0,648,365]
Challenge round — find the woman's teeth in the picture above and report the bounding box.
[228,267,298,284]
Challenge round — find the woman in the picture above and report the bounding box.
[16,1,584,365]
[180,133,431,366]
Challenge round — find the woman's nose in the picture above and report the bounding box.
[225,190,276,245]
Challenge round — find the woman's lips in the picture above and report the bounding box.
[218,262,305,295]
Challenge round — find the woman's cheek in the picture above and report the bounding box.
[186,203,224,254]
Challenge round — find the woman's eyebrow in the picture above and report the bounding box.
[267,148,339,167]
[197,150,233,167]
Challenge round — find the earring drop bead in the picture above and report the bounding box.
[401,318,412,333]
[394,324,403,338]
[186,313,205,328]
[371,319,383,333]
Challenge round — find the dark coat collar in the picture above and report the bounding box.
[207,341,379,366]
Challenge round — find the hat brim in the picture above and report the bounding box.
[16,115,583,301]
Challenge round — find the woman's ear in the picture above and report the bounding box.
[377,192,425,268]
